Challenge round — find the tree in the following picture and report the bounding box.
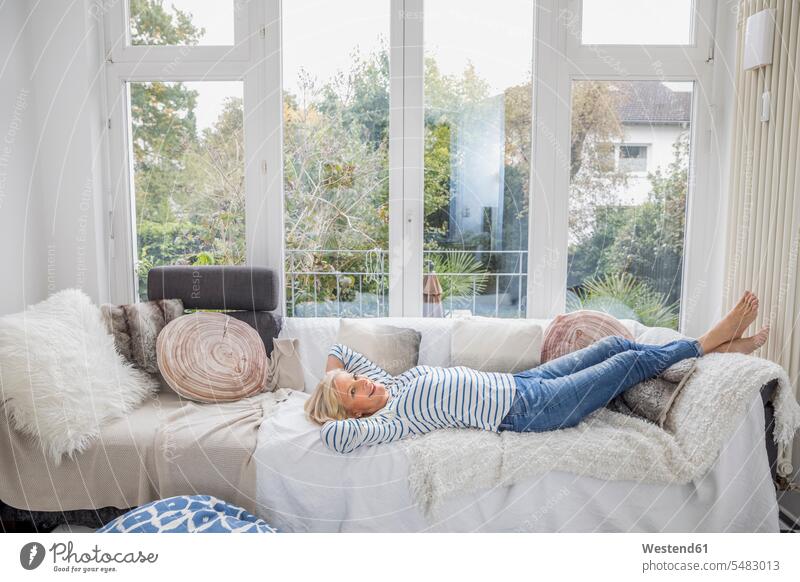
[129,0,204,45]
[603,134,689,304]
[182,98,246,265]
[567,132,690,326]
[128,11,534,313]
[130,82,198,224]
[130,1,246,297]
[568,82,629,243]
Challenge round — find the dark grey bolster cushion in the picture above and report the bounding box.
[147,265,282,355]
[226,311,281,356]
[147,266,279,311]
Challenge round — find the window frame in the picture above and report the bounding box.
[107,0,252,63]
[528,0,717,331]
[101,0,719,331]
[102,0,271,305]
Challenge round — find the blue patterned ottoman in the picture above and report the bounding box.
[97,495,277,533]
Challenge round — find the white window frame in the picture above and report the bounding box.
[101,0,720,331]
[528,0,718,333]
[106,0,252,63]
[391,0,424,317]
[102,0,273,305]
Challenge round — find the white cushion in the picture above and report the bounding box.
[637,326,689,345]
[0,289,157,464]
[450,316,545,372]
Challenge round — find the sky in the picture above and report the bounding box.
[145,0,695,131]
[582,0,693,45]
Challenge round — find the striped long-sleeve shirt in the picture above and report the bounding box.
[320,343,517,453]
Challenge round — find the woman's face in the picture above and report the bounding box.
[333,372,389,418]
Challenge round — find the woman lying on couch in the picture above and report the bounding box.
[306,292,769,453]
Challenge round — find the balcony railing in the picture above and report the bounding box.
[285,248,528,318]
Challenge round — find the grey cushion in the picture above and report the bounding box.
[337,319,421,376]
[227,310,281,356]
[609,359,698,426]
[660,357,698,383]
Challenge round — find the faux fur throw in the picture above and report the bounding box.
[400,353,800,518]
[0,289,158,464]
[100,299,184,374]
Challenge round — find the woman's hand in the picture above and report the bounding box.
[326,354,345,372]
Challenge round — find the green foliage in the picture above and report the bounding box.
[424,122,453,242]
[283,51,389,259]
[569,133,689,308]
[193,252,216,266]
[319,45,390,148]
[611,138,688,278]
[429,252,488,300]
[131,7,688,322]
[130,3,245,299]
[129,0,203,46]
[575,272,679,329]
[136,220,218,295]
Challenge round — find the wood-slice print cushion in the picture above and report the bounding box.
[157,312,268,403]
[540,310,633,363]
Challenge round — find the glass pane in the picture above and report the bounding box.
[423,0,533,318]
[618,145,648,173]
[581,0,694,45]
[129,0,234,46]
[130,81,244,300]
[567,80,693,329]
[282,1,390,317]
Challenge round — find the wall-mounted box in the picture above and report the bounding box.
[743,8,775,70]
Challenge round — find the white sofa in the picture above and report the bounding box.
[251,316,780,532]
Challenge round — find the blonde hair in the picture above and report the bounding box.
[305,369,351,424]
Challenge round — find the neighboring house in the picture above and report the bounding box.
[611,81,692,205]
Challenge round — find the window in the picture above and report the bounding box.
[129,0,235,46]
[282,0,390,317]
[104,1,715,332]
[566,81,693,329]
[618,145,648,173]
[130,81,244,300]
[581,0,694,45]
[422,0,533,318]
[104,0,255,303]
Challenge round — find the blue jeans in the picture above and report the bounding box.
[499,335,703,432]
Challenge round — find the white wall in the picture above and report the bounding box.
[0,1,46,315]
[0,0,109,316]
[24,0,109,306]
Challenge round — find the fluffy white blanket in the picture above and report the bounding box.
[401,353,800,517]
[0,289,157,464]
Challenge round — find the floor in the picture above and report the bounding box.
[50,524,97,533]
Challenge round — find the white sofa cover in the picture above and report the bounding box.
[258,316,778,532]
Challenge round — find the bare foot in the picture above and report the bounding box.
[698,291,759,353]
[732,291,759,339]
[710,326,769,355]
